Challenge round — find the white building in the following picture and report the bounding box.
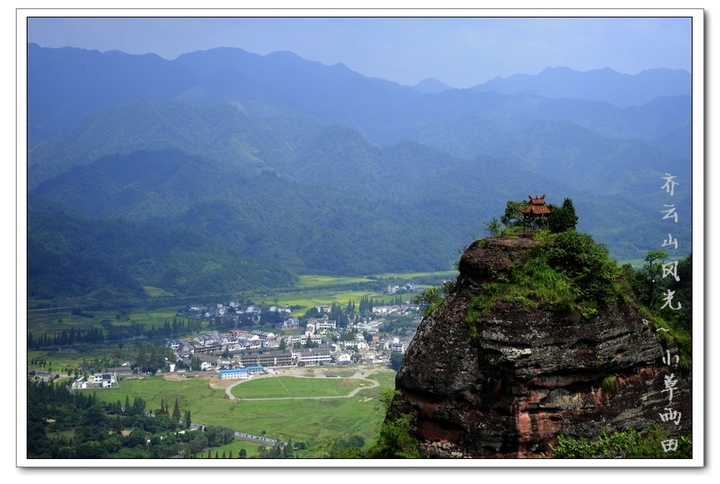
[73,373,118,390]
[297,349,332,365]
[315,320,337,330]
[336,353,352,364]
[391,341,406,354]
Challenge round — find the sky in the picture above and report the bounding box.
[25,13,693,89]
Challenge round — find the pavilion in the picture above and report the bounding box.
[519,194,551,236]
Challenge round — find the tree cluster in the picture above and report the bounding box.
[622,252,692,333]
[487,197,578,237]
[28,317,202,351]
[28,327,105,348]
[257,441,296,459]
[27,378,237,459]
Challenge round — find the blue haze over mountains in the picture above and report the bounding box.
[27,43,692,300]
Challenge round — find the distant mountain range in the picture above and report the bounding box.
[471,66,690,108]
[26,43,693,301]
[413,78,454,93]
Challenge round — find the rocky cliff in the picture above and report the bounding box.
[390,236,692,458]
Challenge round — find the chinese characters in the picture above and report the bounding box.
[655,173,686,454]
[658,174,682,311]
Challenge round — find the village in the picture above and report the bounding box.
[169,299,420,377]
[65,297,422,388]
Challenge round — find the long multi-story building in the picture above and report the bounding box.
[295,349,332,365]
[237,350,293,367]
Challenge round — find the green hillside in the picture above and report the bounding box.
[27,208,298,300]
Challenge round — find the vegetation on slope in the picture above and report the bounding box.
[28,209,298,300]
[549,426,692,459]
[469,199,692,345]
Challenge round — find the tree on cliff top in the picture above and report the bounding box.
[500,200,529,228]
[548,198,578,233]
[546,229,619,308]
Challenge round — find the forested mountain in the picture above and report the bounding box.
[31,151,460,276]
[26,43,694,301]
[27,43,203,145]
[27,208,298,300]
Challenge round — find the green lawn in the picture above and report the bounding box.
[230,376,368,399]
[93,370,396,457]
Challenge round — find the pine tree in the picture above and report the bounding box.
[113,414,123,433]
[172,399,181,421]
[136,345,147,373]
[549,197,579,233]
[284,438,294,458]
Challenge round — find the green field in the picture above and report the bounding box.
[127,310,182,324]
[298,271,456,288]
[92,369,396,457]
[280,290,413,317]
[375,270,458,279]
[26,270,453,340]
[144,286,176,297]
[26,308,100,336]
[278,271,458,315]
[230,376,368,399]
[27,307,187,340]
[297,275,374,288]
[28,343,142,377]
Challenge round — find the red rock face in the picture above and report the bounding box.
[390,238,692,458]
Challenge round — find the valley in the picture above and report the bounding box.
[23,33,697,462]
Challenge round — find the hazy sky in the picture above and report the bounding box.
[27,14,693,89]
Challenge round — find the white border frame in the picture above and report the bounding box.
[15,7,705,470]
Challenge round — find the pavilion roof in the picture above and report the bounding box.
[520,194,552,215]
